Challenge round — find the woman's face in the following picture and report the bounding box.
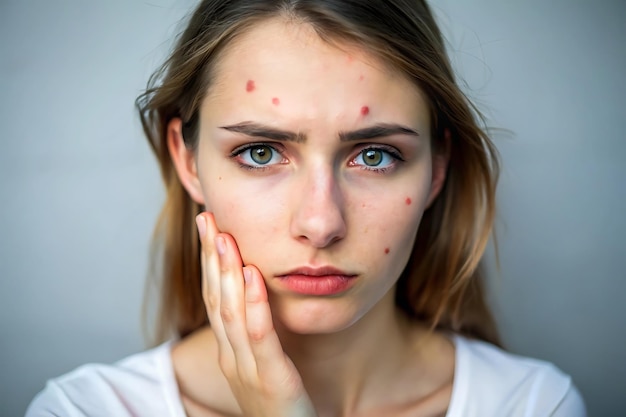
[188,19,443,334]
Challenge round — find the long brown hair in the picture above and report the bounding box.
[137,0,501,347]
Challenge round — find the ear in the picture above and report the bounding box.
[425,129,451,208]
[167,118,205,205]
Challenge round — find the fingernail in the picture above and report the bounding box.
[195,215,206,238]
[243,268,252,284]
[215,236,226,255]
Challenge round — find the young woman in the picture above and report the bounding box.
[27,1,586,416]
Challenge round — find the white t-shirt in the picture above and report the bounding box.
[26,335,586,417]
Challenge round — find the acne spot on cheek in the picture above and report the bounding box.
[246,80,255,92]
[385,248,390,254]
[359,74,364,81]
[405,197,412,206]
[360,106,370,116]
[272,97,280,106]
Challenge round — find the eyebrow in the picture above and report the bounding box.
[218,122,420,143]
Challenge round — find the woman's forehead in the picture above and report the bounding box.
[211,19,381,87]
[203,18,430,132]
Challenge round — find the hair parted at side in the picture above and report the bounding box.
[136,0,501,347]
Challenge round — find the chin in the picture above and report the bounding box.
[270,295,363,335]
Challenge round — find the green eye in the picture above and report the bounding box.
[362,149,383,166]
[231,143,285,169]
[350,146,401,173]
[250,145,273,164]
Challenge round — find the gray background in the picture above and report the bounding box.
[1,0,624,416]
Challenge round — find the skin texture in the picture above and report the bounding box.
[169,19,453,417]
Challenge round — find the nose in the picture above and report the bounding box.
[289,166,347,248]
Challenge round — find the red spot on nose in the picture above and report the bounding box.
[246,80,255,92]
[272,97,280,105]
[405,197,412,205]
[360,106,369,116]
[384,248,390,254]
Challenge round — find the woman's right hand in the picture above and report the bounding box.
[195,212,317,417]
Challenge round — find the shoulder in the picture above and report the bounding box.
[447,335,587,417]
[25,342,186,417]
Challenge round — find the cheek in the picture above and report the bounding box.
[377,203,425,278]
[203,179,287,264]
[353,198,422,250]
[348,198,423,290]
[350,178,430,260]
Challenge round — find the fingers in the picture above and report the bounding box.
[216,233,257,375]
[196,213,258,378]
[197,213,220,320]
[196,213,235,372]
[196,212,315,415]
[243,265,288,385]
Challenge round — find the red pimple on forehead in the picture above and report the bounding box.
[246,80,255,92]
[385,248,390,254]
[360,106,369,116]
[272,97,280,105]
[406,197,412,205]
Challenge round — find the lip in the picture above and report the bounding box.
[276,266,358,296]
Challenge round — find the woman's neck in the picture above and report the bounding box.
[172,291,455,417]
[274,291,440,416]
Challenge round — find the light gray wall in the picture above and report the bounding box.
[1,1,624,416]
[432,1,626,415]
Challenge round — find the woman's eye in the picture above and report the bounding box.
[362,149,384,166]
[351,147,400,171]
[249,145,273,164]
[232,143,286,168]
